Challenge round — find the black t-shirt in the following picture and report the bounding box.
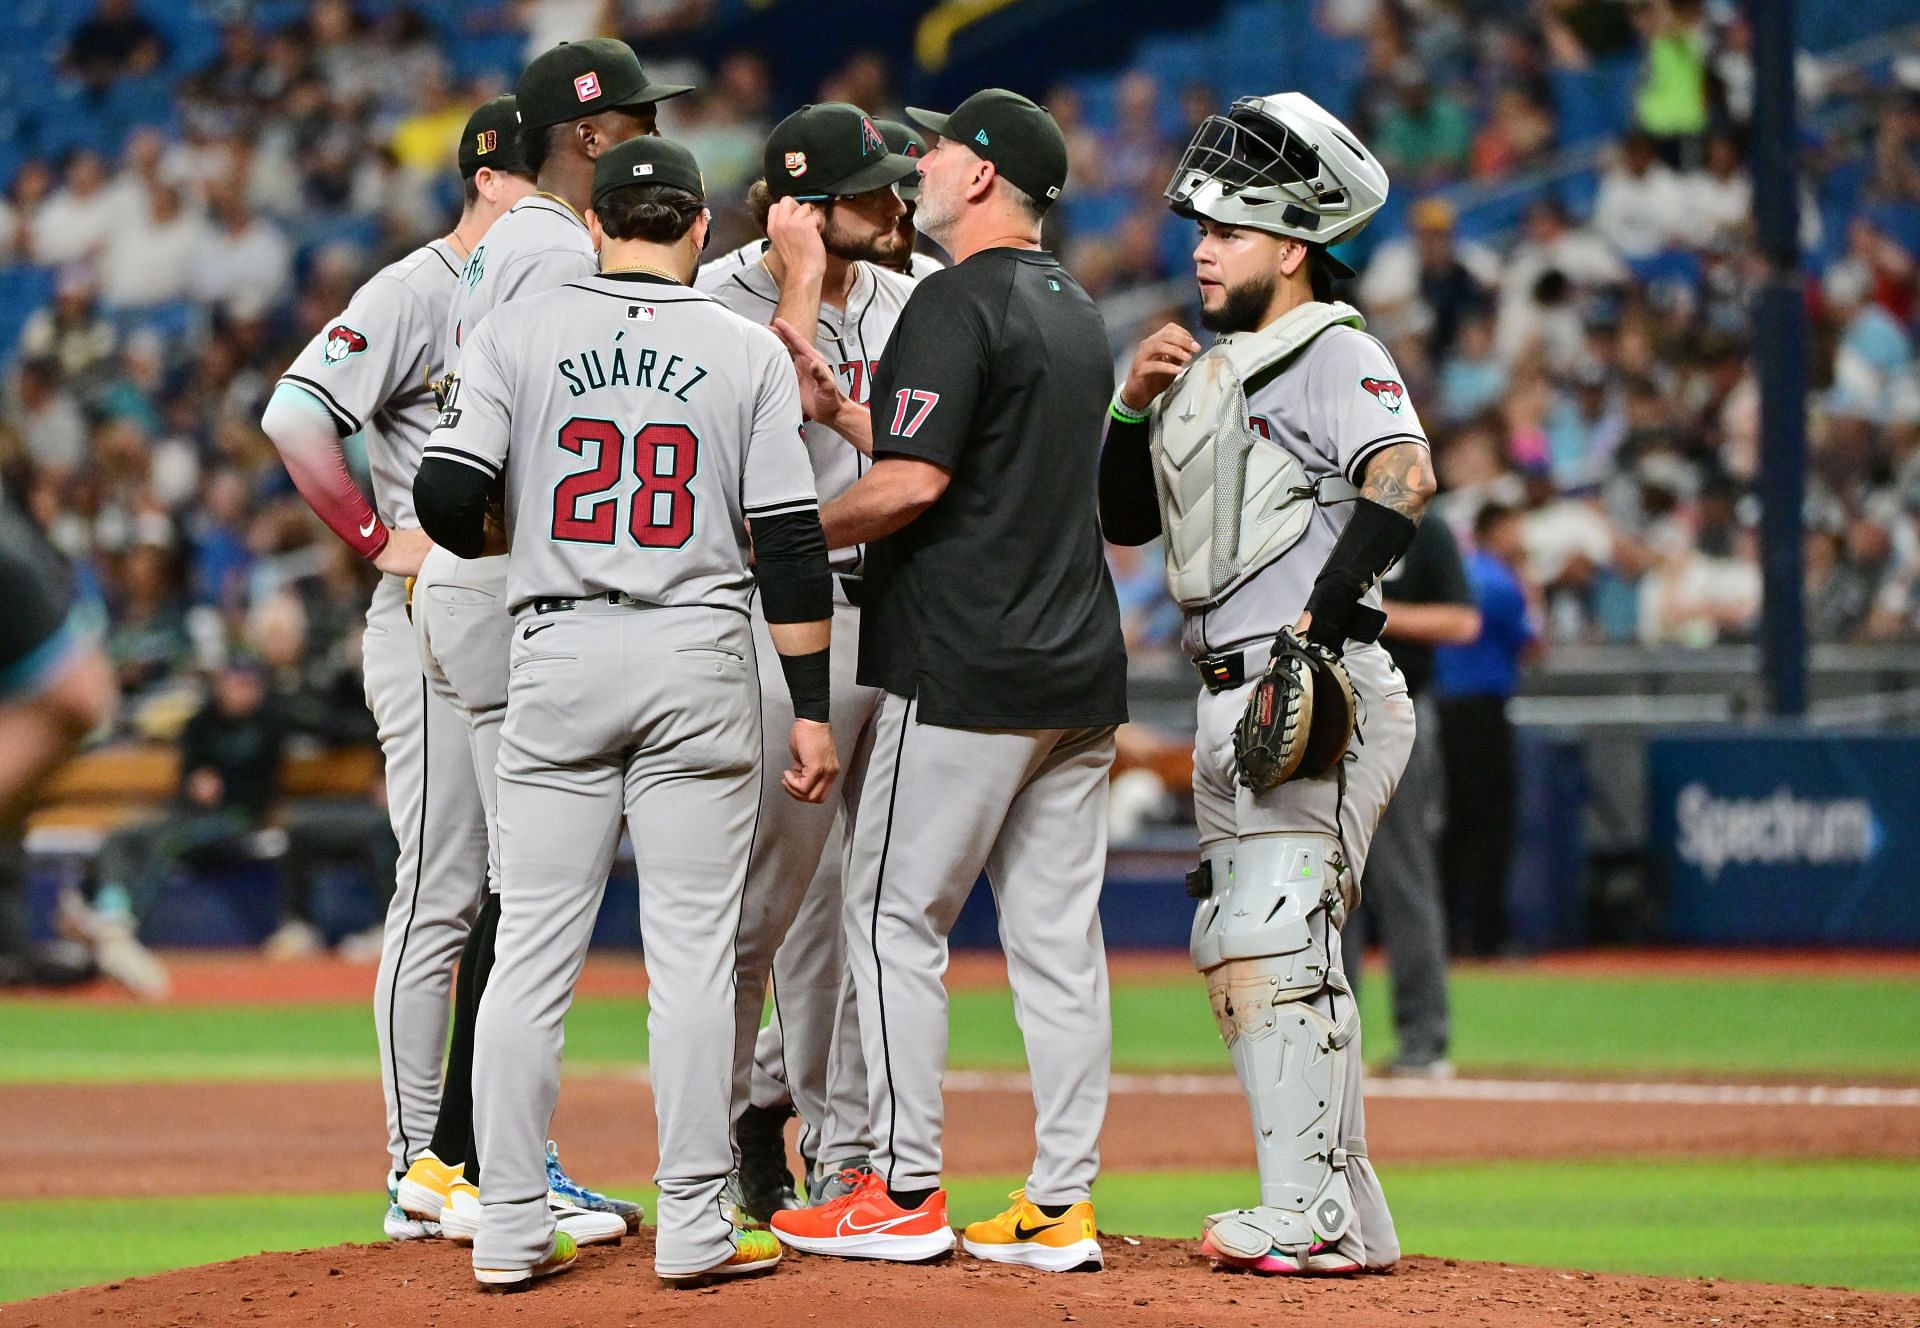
[860,247,1128,729]
[1379,512,1472,697]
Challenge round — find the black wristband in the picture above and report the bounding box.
[1303,497,1416,651]
[778,647,831,724]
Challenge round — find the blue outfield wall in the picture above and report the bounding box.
[1647,732,1920,946]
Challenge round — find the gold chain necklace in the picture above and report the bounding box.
[602,263,684,283]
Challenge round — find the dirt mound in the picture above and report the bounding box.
[10,1234,1915,1328]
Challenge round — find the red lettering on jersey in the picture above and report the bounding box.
[1248,414,1272,439]
[836,359,880,405]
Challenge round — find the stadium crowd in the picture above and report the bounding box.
[0,0,1917,735]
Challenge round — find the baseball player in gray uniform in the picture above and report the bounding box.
[261,96,521,1236]
[390,39,689,1242]
[1100,92,1433,1276]
[416,136,837,1290]
[695,102,918,1223]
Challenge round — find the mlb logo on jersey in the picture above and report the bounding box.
[784,151,807,177]
[1360,376,1405,414]
[574,71,601,102]
[475,128,498,156]
[626,305,656,322]
[860,116,884,156]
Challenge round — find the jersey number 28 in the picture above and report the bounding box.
[552,418,698,549]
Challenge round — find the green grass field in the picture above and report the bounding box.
[5,971,1919,1083]
[3,965,1917,1303]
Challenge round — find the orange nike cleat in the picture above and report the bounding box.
[768,1167,955,1262]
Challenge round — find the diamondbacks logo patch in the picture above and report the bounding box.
[1360,376,1405,414]
[474,128,497,156]
[784,151,807,177]
[860,116,884,156]
[323,325,368,364]
[573,71,601,102]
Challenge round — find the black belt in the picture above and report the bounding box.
[837,574,863,607]
[1192,643,1267,694]
[531,590,644,614]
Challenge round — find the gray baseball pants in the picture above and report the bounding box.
[364,574,489,1177]
[472,600,758,1278]
[733,588,877,1175]
[845,692,1116,1205]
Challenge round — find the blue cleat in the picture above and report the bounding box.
[545,1140,643,1233]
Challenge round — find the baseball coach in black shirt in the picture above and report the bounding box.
[766,89,1128,1270]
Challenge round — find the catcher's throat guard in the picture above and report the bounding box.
[1149,301,1364,610]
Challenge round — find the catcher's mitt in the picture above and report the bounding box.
[1232,628,1358,794]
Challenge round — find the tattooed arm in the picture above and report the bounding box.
[1295,443,1433,650]
[1358,441,1437,524]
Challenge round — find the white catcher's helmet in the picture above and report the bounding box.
[1166,92,1388,274]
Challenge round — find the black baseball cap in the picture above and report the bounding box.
[874,117,926,199]
[515,38,693,130]
[458,95,528,179]
[592,136,706,209]
[764,103,918,202]
[906,89,1068,209]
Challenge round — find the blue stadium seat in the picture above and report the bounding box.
[0,266,58,367]
[1551,55,1638,149]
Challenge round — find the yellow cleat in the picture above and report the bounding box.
[961,1190,1102,1272]
[475,1232,577,1290]
[395,1151,465,1225]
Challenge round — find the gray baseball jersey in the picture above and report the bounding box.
[446,194,596,363]
[426,274,815,611]
[697,255,914,575]
[1181,325,1429,657]
[279,238,464,531]
[271,237,490,1180]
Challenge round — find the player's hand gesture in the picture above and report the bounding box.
[1119,323,1203,414]
[766,197,828,281]
[783,718,839,803]
[374,525,434,578]
[773,317,851,428]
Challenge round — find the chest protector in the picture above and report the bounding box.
[1150,301,1365,609]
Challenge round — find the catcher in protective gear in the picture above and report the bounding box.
[1097,89,1437,1278]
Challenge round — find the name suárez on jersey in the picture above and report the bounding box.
[557,332,709,404]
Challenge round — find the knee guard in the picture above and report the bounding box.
[1189,832,1362,1261]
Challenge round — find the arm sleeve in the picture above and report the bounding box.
[868,275,988,471]
[751,508,831,625]
[1098,412,1162,546]
[260,383,387,559]
[415,319,512,557]
[1309,329,1430,484]
[741,329,819,519]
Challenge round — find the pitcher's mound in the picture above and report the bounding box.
[8,1231,1913,1327]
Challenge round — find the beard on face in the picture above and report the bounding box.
[912,177,955,242]
[1199,270,1277,333]
[824,207,906,265]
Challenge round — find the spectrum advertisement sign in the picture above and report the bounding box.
[1647,734,1919,945]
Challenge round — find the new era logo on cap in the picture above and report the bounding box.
[574,71,601,102]
[975,128,990,146]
